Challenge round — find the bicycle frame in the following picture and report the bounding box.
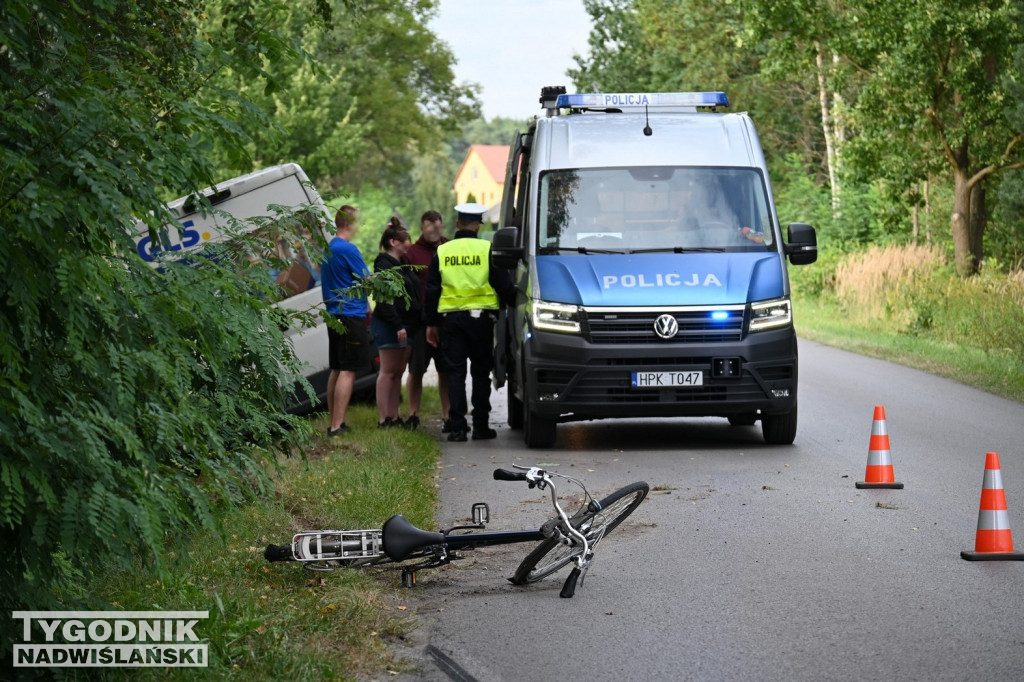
[265,465,648,597]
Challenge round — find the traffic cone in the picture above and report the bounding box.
[961,452,1024,561]
[855,405,903,489]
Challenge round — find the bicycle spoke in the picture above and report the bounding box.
[510,483,648,585]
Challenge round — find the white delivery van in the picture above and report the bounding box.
[133,163,378,413]
[492,88,818,448]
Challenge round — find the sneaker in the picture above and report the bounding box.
[378,417,402,429]
[441,419,452,434]
[327,424,350,437]
[403,415,420,430]
[447,430,468,442]
[472,427,497,440]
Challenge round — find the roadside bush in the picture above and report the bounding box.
[0,0,327,646]
[830,244,1024,356]
[834,243,944,328]
[790,246,841,300]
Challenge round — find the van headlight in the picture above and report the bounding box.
[531,300,581,334]
[749,298,792,332]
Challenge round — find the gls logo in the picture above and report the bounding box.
[602,273,723,289]
[136,220,204,262]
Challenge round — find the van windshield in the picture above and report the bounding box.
[537,167,774,253]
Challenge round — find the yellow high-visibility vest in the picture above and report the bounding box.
[437,238,499,312]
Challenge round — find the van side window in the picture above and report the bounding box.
[234,222,323,301]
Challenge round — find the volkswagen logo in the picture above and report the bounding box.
[653,314,679,339]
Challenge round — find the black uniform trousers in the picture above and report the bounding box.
[439,311,495,433]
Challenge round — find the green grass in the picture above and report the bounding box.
[795,295,1024,404]
[74,395,444,680]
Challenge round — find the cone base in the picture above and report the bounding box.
[960,550,1024,561]
[855,481,904,489]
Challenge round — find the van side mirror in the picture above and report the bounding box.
[490,226,524,269]
[784,223,818,265]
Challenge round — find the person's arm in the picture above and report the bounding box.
[424,254,442,347]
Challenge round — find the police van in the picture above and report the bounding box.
[133,163,378,413]
[491,88,817,448]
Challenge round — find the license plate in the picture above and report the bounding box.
[631,371,704,388]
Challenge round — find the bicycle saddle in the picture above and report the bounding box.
[382,515,446,561]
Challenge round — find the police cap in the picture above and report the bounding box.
[454,202,488,223]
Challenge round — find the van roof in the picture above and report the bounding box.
[163,163,307,215]
[535,112,762,170]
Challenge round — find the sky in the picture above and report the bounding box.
[428,0,594,121]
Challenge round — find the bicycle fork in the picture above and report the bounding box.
[544,483,595,599]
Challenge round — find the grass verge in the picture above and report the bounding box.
[74,397,444,680]
[795,295,1024,404]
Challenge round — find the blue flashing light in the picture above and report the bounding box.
[710,311,730,322]
[555,92,729,109]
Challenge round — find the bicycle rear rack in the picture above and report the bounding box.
[292,529,383,562]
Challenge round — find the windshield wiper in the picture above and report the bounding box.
[538,246,628,255]
[628,246,726,254]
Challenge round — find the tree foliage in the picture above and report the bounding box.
[0,0,306,621]
[842,1,1024,275]
[0,0,446,635]
[571,0,1024,275]
[204,0,479,192]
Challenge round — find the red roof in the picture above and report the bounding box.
[459,144,510,183]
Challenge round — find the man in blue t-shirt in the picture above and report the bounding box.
[321,205,370,436]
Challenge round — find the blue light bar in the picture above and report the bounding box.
[555,92,729,109]
[710,311,730,321]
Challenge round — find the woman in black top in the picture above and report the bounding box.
[370,218,423,428]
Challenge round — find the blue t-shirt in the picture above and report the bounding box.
[321,236,370,316]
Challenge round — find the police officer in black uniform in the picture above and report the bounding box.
[425,203,513,442]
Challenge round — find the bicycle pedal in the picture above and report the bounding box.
[471,502,489,525]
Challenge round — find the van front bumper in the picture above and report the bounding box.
[521,326,798,423]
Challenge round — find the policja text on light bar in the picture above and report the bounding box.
[555,92,729,109]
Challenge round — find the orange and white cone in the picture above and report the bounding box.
[855,405,903,489]
[961,452,1024,561]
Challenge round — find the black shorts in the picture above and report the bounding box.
[408,325,444,375]
[328,315,369,372]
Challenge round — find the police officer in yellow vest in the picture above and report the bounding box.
[425,203,513,442]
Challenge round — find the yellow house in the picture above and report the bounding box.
[454,144,510,223]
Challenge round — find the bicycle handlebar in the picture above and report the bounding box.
[493,468,528,482]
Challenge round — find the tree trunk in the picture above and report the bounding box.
[912,182,920,241]
[816,46,840,214]
[951,166,977,276]
[924,180,931,241]
[969,182,986,268]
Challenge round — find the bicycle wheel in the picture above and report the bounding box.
[510,481,649,585]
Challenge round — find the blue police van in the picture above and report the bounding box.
[491,88,818,448]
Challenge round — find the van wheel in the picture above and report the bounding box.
[728,413,757,426]
[524,408,556,449]
[761,405,797,445]
[508,392,524,430]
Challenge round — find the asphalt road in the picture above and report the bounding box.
[390,338,1024,682]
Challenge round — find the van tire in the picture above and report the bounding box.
[524,408,556,448]
[761,405,797,445]
[508,392,524,430]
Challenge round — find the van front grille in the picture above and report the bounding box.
[583,309,744,344]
